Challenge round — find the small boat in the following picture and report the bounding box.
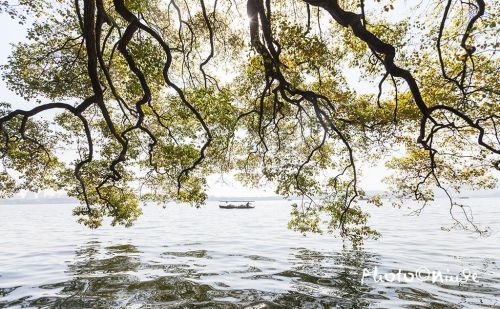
[219,201,255,209]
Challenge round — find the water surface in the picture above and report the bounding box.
[0,199,499,308]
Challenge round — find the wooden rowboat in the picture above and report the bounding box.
[219,201,255,209]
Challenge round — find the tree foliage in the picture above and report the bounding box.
[0,0,499,242]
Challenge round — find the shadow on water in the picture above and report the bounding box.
[0,241,385,308]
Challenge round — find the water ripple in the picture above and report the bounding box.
[1,200,500,308]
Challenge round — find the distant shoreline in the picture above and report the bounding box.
[1,192,499,205]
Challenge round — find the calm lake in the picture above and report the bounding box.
[0,198,499,308]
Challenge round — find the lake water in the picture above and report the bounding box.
[0,198,499,308]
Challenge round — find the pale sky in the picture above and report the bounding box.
[0,10,389,198]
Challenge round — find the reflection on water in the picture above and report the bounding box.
[2,241,383,308]
[1,200,500,308]
[4,240,498,308]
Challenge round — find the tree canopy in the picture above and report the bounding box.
[0,0,499,242]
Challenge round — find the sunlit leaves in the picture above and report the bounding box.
[0,0,498,243]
